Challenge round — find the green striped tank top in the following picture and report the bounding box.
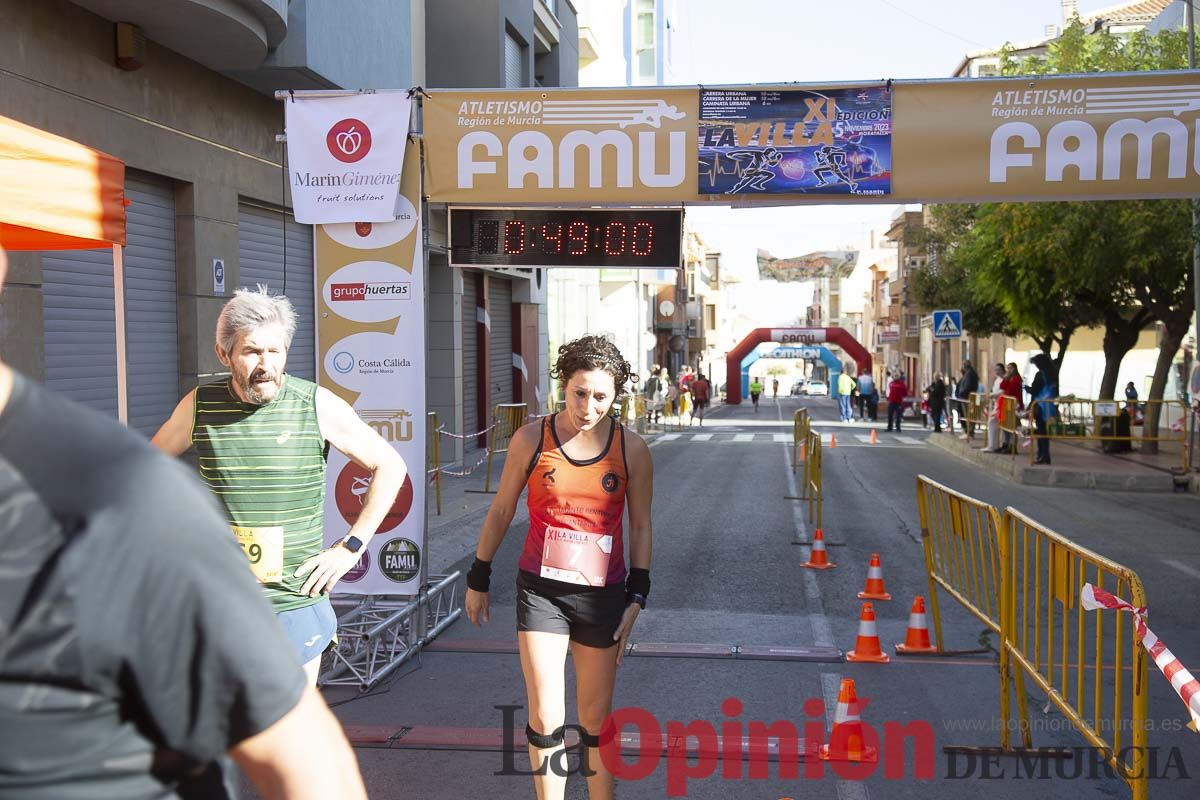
[192,376,327,612]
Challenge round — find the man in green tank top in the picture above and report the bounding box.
[153,287,407,684]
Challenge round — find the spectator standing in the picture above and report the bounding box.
[925,373,948,432]
[1030,353,1058,465]
[856,370,875,420]
[887,372,909,432]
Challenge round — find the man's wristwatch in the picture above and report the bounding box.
[628,592,647,609]
[338,535,364,553]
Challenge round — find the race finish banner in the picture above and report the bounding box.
[285,91,412,224]
[698,87,892,196]
[423,71,1200,204]
[315,143,425,595]
[892,71,1200,202]
[423,89,698,204]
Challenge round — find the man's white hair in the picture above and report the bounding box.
[215,285,297,355]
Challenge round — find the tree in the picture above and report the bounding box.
[925,21,1195,398]
[1118,201,1195,451]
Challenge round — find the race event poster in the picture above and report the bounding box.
[699,87,892,196]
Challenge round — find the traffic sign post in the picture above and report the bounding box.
[932,309,963,340]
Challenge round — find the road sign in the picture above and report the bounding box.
[932,309,963,340]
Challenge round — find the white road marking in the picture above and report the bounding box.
[733,433,754,442]
[894,435,922,445]
[659,433,681,441]
[773,433,791,443]
[1164,559,1200,581]
[692,433,713,441]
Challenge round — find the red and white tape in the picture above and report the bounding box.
[1081,583,1200,733]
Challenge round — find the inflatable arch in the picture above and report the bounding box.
[725,327,871,405]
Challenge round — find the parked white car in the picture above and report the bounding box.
[804,379,828,396]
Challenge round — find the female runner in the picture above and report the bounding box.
[465,336,653,800]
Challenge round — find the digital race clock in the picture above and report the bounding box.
[448,208,683,269]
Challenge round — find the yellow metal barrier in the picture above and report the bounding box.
[427,411,442,516]
[1003,508,1148,800]
[482,403,529,493]
[1028,397,1190,469]
[997,394,1022,457]
[916,475,1031,753]
[804,429,822,530]
[792,409,810,473]
[967,391,990,440]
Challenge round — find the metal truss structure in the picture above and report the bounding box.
[321,572,462,691]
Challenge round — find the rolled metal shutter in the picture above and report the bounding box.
[42,170,176,430]
[504,32,524,88]
[122,172,178,435]
[42,247,117,417]
[237,204,315,380]
[489,277,513,408]
[462,272,478,440]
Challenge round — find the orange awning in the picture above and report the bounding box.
[0,114,126,250]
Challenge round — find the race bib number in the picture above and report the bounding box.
[232,525,284,584]
[540,526,613,587]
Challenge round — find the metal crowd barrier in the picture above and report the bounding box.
[803,428,822,530]
[997,394,1022,457]
[916,476,1032,753]
[427,411,441,515]
[914,476,1151,798]
[1027,397,1190,469]
[482,402,529,493]
[1003,508,1148,800]
[792,408,810,474]
[966,391,990,441]
[321,572,463,691]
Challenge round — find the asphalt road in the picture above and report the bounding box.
[322,393,1200,799]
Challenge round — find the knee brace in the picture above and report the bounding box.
[526,724,565,749]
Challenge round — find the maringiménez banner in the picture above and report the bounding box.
[424,72,1200,205]
[285,91,412,224]
[315,143,425,596]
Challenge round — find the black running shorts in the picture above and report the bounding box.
[516,571,626,648]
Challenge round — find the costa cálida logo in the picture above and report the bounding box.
[327,118,372,163]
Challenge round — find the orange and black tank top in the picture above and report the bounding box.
[519,413,628,588]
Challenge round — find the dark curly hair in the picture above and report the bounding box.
[551,335,636,408]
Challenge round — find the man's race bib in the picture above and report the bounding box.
[232,525,284,583]
[541,526,612,587]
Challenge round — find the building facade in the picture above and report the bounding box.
[425,0,578,460]
[1,0,422,438]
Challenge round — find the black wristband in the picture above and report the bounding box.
[626,567,650,606]
[466,558,492,592]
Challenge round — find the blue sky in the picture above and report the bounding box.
[668,0,1168,275]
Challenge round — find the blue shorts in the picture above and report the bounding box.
[276,596,338,664]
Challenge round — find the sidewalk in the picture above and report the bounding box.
[928,430,1196,493]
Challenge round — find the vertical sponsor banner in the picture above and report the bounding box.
[699,86,892,196]
[315,143,424,595]
[285,91,412,224]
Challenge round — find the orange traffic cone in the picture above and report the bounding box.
[821,678,878,762]
[856,553,892,601]
[802,528,836,570]
[846,601,890,663]
[830,433,838,448]
[895,596,938,654]
[869,428,878,445]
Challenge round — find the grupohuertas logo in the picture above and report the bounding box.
[326,118,372,164]
[379,537,420,582]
